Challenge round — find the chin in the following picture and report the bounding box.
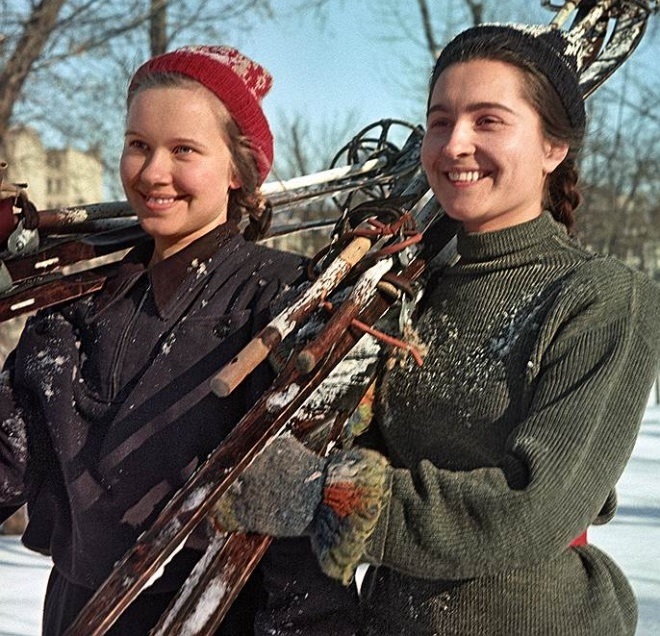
[138,220,171,239]
[442,207,478,225]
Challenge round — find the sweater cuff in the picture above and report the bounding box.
[310,448,392,585]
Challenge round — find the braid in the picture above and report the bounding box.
[516,65,585,235]
[227,134,273,242]
[546,156,582,235]
[230,189,272,241]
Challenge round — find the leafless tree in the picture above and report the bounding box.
[267,109,362,255]
[150,0,168,57]
[0,0,66,158]
[0,0,276,172]
[578,69,660,269]
[273,110,360,180]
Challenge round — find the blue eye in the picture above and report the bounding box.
[127,139,148,151]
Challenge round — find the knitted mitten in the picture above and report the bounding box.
[213,434,326,536]
[212,434,391,584]
[311,447,391,585]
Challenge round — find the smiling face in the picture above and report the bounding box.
[421,59,568,234]
[120,84,239,262]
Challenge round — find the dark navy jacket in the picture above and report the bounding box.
[1,223,302,583]
[0,224,360,634]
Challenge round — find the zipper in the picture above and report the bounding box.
[108,278,151,398]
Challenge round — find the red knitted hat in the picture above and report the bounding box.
[129,45,274,183]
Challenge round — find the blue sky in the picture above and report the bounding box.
[241,3,427,131]
[236,1,657,134]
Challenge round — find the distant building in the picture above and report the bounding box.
[3,125,103,209]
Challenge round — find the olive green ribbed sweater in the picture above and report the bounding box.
[361,213,660,635]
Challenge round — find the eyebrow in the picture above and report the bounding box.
[123,131,204,146]
[427,102,516,116]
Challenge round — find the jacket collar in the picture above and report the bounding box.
[91,223,239,319]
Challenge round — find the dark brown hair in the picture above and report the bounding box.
[429,40,586,233]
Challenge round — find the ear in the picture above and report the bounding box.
[229,170,241,191]
[542,140,569,175]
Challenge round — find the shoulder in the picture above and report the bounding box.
[247,241,307,277]
[550,255,660,348]
[206,236,309,318]
[563,255,658,308]
[221,235,308,286]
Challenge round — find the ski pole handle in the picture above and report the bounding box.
[210,327,281,398]
[210,236,373,397]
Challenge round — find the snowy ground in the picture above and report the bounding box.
[1,399,659,635]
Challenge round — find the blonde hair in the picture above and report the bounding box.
[127,71,272,240]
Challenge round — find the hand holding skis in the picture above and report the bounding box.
[212,434,391,585]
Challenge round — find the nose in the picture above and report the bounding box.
[139,149,172,186]
[442,121,475,159]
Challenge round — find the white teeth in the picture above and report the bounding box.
[146,196,175,204]
[447,171,482,182]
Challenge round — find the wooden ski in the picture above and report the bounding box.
[150,334,384,635]
[63,175,450,636]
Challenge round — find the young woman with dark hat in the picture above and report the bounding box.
[209,24,660,635]
[0,46,359,634]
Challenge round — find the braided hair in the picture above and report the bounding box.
[514,60,584,234]
[225,126,273,241]
[428,27,587,234]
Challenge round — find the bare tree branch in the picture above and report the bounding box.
[150,0,168,56]
[0,0,66,156]
[464,0,484,26]
[416,0,440,61]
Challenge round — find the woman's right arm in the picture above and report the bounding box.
[0,352,28,513]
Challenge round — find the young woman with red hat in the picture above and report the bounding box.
[0,46,359,634]
[208,25,660,635]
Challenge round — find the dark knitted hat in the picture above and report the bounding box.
[129,45,274,183]
[432,24,586,131]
